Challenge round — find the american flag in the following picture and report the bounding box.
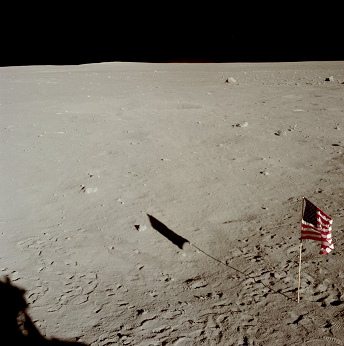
[301,198,334,255]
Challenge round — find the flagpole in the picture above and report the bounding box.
[297,197,305,303]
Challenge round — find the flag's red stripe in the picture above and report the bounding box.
[301,235,323,241]
[301,231,321,236]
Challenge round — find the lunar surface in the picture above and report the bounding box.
[1,61,344,345]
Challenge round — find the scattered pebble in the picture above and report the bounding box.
[225,77,237,83]
[80,185,98,193]
[274,130,286,136]
[134,224,147,232]
[149,291,158,297]
[260,170,270,176]
[233,121,248,128]
[325,76,334,82]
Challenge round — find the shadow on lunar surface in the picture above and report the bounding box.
[147,214,292,301]
[0,276,87,346]
[147,214,190,249]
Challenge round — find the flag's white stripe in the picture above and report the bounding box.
[316,216,332,228]
[316,209,333,223]
[301,220,331,232]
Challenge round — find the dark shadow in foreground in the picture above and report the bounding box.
[0,276,87,346]
[147,214,292,301]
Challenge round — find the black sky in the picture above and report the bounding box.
[1,6,343,66]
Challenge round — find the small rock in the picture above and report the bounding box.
[134,224,147,232]
[233,121,248,128]
[149,291,158,297]
[260,170,270,176]
[274,130,286,136]
[94,307,102,313]
[288,124,297,131]
[225,77,237,83]
[325,76,334,82]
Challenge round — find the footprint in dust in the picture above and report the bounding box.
[51,272,99,311]
[296,275,344,307]
[184,276,208,290]
[172,336,193,345]
[242,336,249,345]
